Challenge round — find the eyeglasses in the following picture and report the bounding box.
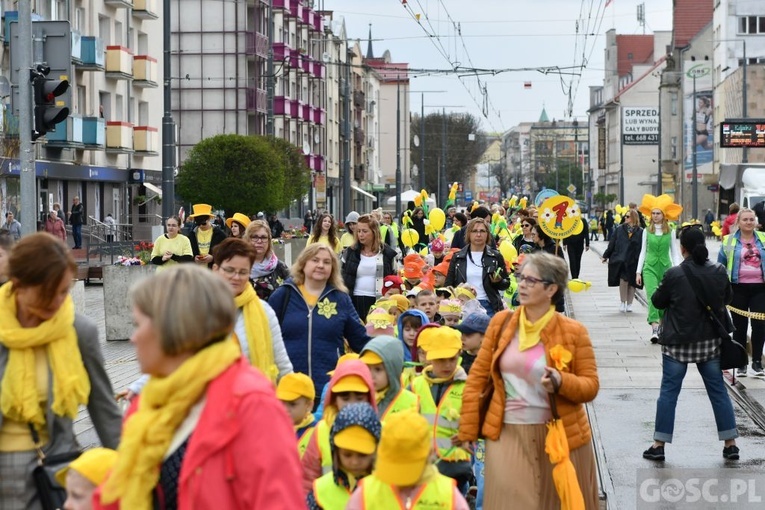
[516,274,552,287]
[220,266,250,278]
[249,235,269,243]
[472,230,488,235]
[522,223,531,228]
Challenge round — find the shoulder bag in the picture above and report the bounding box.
[680,264,747,370]
[28,424,81,510]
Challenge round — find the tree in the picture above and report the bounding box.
[593,192,618,210]
[410,112,487,198]
[177,134,285,214]
[266,136,312,208]
[537,159,585,200]
[487,161,513,197]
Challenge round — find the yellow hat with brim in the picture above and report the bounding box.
[360,350,384,365]
[390,294,410,312]
[374,410,431,486]
[226,212,251,230]
[327,353,360,375]
[188,203,214,219]
[276,372,315,401]
[55,448,118,488]
[420,327,462,360]
[334,425,378,455]
[331,374,369,394]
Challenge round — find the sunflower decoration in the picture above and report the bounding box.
[638,194,683,221]
[317,298,338,319]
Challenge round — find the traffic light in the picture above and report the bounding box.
[31,65,69,141]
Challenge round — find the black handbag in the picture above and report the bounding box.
[680,265,747,370]
[28,424,81,510]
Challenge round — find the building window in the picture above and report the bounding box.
[116,94,123,121]
[137,32,148,55]
[138,101,149,126]
[738,16,765,34]
[114,21,123,46]
[670,92,678,116]
[671,136,677,159]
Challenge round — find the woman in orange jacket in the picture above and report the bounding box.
[458,252,600,509]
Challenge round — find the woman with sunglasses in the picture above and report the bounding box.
[445,218,509,317]
[244,220,290,300]
[513,218,537,254]
[718,208,765,377]
[636,195,682,343]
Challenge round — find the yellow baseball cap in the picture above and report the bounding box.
[276,372,316,402]
[419,327,462,360]
[374,410,431,486]
[331,374,369,394]
[334,425,378,455]
[359,350,384,365]
[327,353,360,375]
[389,294,410,312]
[55,448,118,488]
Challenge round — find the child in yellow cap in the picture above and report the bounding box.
[277,372,317,459]
[346,410,469,510]
[307,402,381,510]
[360,336,419,423]
[438,299,463,327]
[301,360,376,494]
[409,326,473,493]
[56,448,118,510]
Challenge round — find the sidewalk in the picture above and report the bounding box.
[572,239,765,510]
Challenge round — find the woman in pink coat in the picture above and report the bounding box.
[93,265,303,510]
[44,209,67,241]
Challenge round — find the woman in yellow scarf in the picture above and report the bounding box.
[0,233,121,509]
[95,264,304,510]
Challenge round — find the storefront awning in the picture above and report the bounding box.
[351,185,376,201]
[144,182,162,196]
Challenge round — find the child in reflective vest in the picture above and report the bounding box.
[359,336,419,424]
[306,403,381,510]
[276,372,317,459]
[346,410,470,510]
[409,326,473,493]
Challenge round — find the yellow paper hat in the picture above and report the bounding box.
[438,299,463,317]
[638,194,683,221]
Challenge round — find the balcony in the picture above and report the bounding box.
[82,117,106,148]
[272,0,286,9]
[301,103,311,122]
[312,12,323,32]
[133,55,158,88]
[71,30,82,64]
[45,116,84,148]
[311,61,325,79]
[301,56,311,74]
[312,107,325,125]
[290,100,301,119]
[289,50,305,70]
[134,126,159,155]
[273,42,290,62]
[286,0,303,19]
[133,0,159,19]
[104,0,132,8]
[3,11,43,46]
[304,154,314,169]
[354,164,365,181]
[353,90,365,109]
[302,8,314,27]
[105,46,133,79]
[106,121,134,153]
[315,155,325,171]
[246,87,267,113]
[78,36,106,70]
[354,127,365,145]
[247,31,269,58]
[274,96,290,115]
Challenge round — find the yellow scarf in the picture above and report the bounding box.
[295,413,315,432]
[234,284,277,382]
[421,366,458,385]
[100,337,241,510]
[518,305,556,352]
[0,283,90,426]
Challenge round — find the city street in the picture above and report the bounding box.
[73,238,765,509]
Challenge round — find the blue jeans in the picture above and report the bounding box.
[654,354,738,443]
[72,223,82,248]
[479,299,495,318]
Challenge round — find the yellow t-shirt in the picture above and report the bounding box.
[151,234,193,271]
[0,348,50,451]
[309,235,342,254]
[298,285,319,308]
[196,228,214,256]
[340,233,355,249]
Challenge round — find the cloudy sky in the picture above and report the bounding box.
[323,0,673,133]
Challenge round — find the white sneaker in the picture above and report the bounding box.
[619,302,626,312]
[626,304,633,312]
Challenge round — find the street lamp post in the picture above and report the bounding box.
[692,72,698,220]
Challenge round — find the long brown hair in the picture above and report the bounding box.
[8,233,77,308]
[309,213,339,251]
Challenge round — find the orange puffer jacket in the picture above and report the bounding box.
[458,309,599,451]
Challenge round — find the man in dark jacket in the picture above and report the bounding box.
[563,219,589,279]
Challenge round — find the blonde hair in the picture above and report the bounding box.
[243,220,274,258]
[465,217,490,246]
[650,208,670,234]
[354,214,381,253]
[130,265,236,356]
[291,243,347,292]
[626,210,640,225]
[737,207,756,224]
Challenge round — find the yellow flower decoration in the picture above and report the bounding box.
[448,182,458,201]
[549,345,573,372]
[317,298,338,319]
[519,197,528,209]
[444,406,461,422]
[508,195,518,208]
[638,194,683,221]
[414,195,423,207]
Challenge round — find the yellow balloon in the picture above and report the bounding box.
[401,228,419,248]
[567,279,592,292]
[499,240,517,264]
[429,208,446,231]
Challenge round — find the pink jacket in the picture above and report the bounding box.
[45,217,67,242]
[93,358,304,510]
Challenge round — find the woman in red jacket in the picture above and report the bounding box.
[94,265,303,510]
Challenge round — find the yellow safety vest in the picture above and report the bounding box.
[359,473,455,510]
[313,472,351,510]
[410,376,471,462]
[297,425,316,460]
[316,420,333,475]
[380,389,420,423]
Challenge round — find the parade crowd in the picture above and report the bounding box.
[0,190,756,510]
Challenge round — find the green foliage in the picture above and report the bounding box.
[266,136,312,207]
[177,134,286,213]
[593,192,618,209]
[537,159,585,199]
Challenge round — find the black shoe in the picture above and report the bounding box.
[723,445,740,460]
[643,445,665,461]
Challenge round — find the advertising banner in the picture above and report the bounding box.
[683,60,714,173]
[622,107,659,145]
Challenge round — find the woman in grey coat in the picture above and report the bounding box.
[0,233,121,509]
